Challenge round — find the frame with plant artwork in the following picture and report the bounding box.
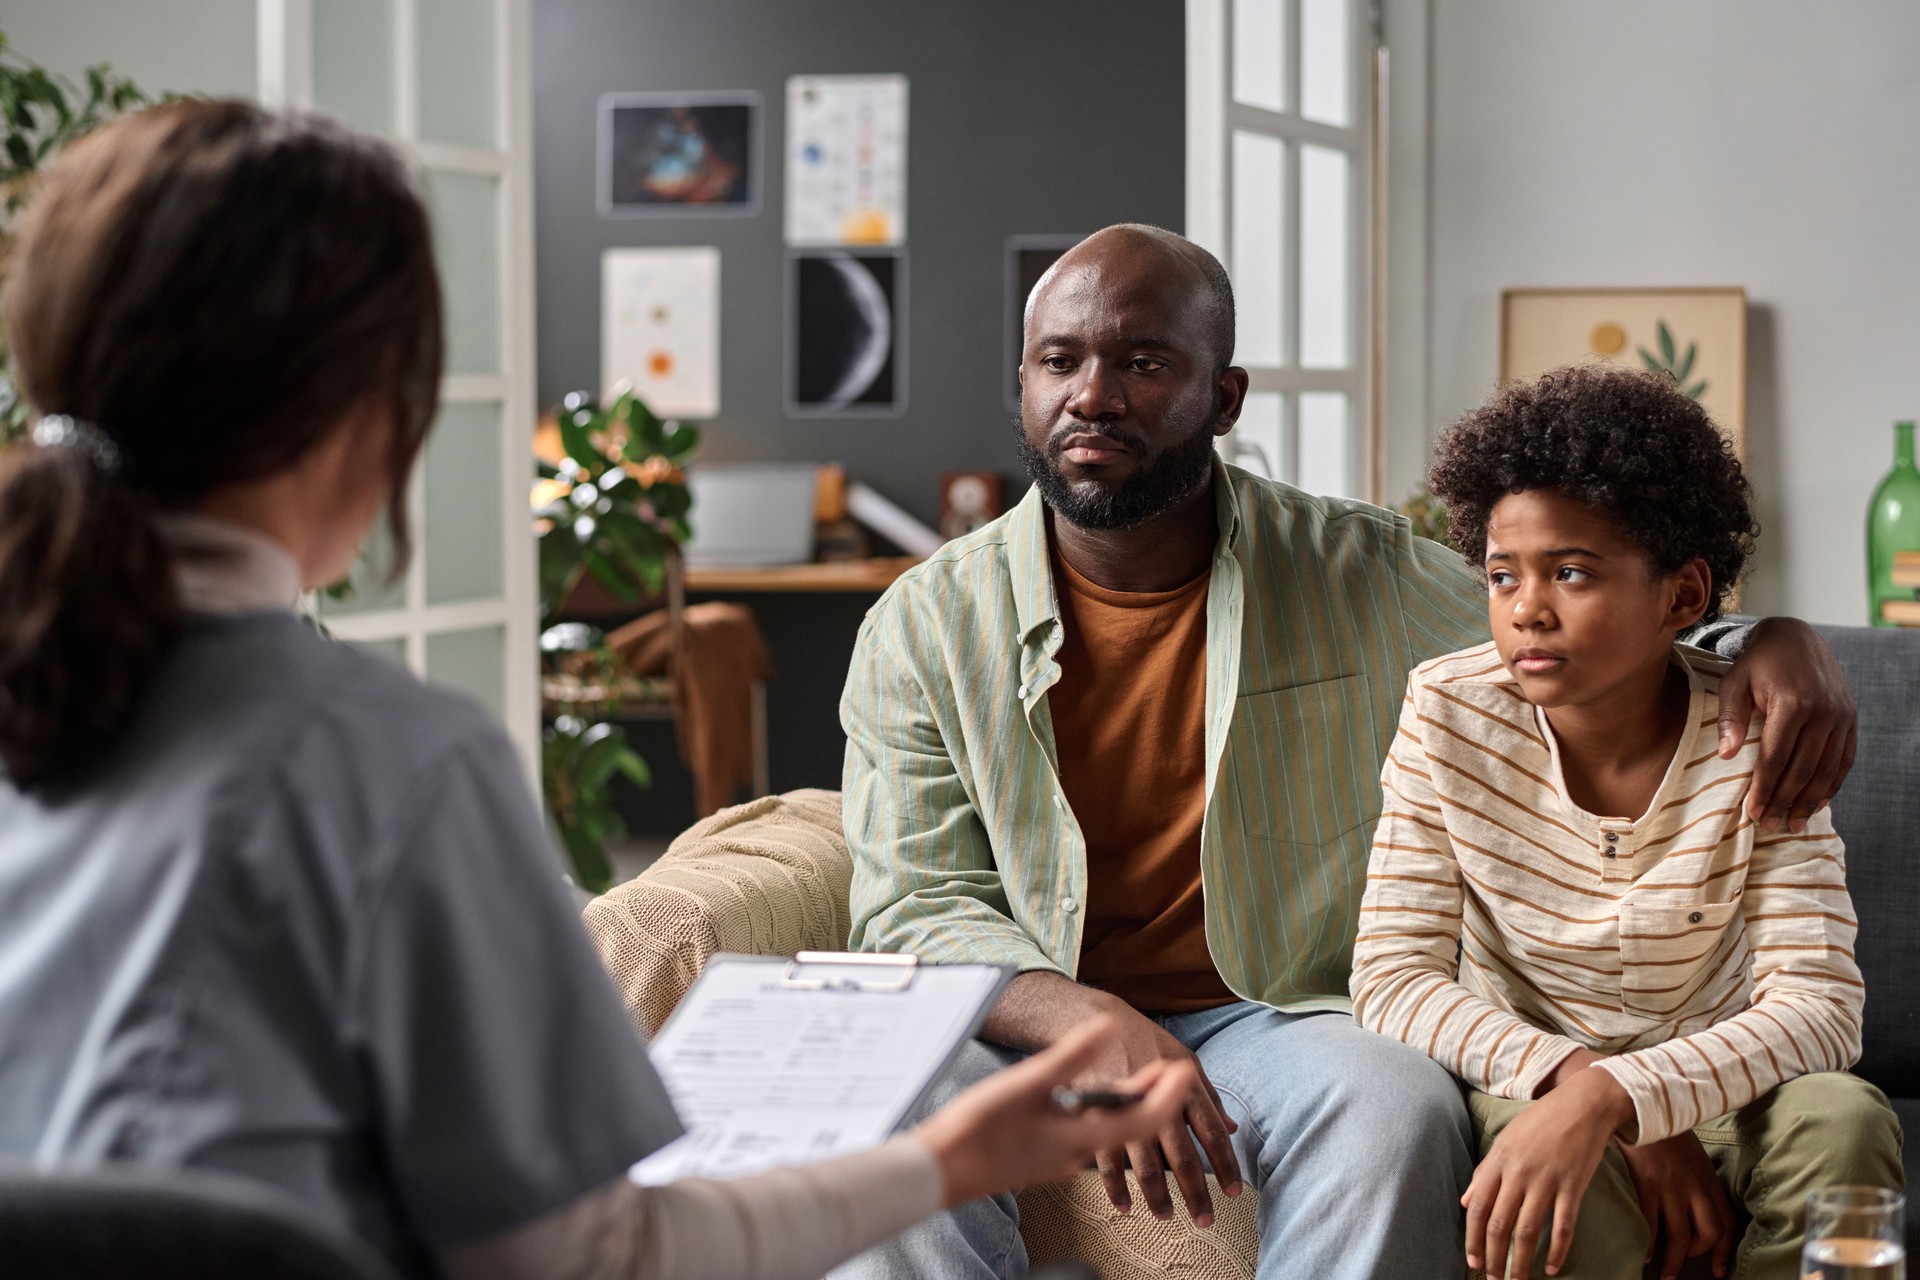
[1500,286,1748,454]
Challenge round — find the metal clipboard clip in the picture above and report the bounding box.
[779,951,919,993]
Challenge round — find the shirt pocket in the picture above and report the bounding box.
[1224,674,1379,848]
[1617,897,1744,1019]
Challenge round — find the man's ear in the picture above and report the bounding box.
[1213,366,1251,437]
[1669,557,1713,631]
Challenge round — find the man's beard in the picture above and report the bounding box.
[1013,404,1219,531]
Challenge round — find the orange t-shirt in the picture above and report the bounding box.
[1048,551,1236,1014]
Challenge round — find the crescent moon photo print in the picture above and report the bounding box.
[787,248,906,417]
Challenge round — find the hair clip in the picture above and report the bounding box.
[32,414,123,477]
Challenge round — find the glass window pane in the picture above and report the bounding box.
[427,169,501,375]
[1300,0,1352,127]
[1231,130,1286,368]
[418,0,498,149]
[314,0,395,137]
[1298,391,1351,499]
[320,508,407,617]
[425,401,505,604]
[349,637,408,668]
[1232,0,1287,114]
[1298,144,1350,369]
[427,625,506,722]
[1227,390,1285,481]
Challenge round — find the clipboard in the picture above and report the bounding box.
[631,952,1013,1185]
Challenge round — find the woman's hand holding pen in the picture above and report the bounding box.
[913,1015,1195,1210]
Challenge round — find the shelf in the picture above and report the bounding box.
[685,557,921,594]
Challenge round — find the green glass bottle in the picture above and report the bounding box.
[1868,420,1920,627]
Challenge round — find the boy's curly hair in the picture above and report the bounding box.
[1428,364,1758,624]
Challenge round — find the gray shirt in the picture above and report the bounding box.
[0,610,683,1273]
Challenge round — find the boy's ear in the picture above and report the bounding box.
[1668,557,1713,631]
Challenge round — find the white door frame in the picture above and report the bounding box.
[258,0,540,785]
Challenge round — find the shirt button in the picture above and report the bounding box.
[1604,849,1617,859]
[1062,898,1078,914]
[1017,684,1028,699]
[1053,795,1064,808]
[1605,832,1619,843]
[1689,911,1704,924]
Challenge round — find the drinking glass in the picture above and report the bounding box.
[1801,1186,1905,1280]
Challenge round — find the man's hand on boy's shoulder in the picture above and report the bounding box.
[1715,617,1858,834]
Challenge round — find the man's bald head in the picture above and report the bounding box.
[1025,223,1236,371]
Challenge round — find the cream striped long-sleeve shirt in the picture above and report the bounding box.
[1350,641,1864,1144]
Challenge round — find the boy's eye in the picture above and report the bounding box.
[1556,565,1593,582]
[1488,569,1516,588]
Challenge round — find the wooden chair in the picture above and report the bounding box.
[546,552,770,803]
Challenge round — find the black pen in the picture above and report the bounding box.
[1051,1086,1145,1114]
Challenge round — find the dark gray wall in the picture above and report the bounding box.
[533,0,1187,528]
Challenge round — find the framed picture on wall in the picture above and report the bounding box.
[598,90,761,217]
[1004,235,1084,411]
[1500,287,1749,451]
[786,248,907,417]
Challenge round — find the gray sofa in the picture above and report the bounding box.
[1821,624,1920,1246]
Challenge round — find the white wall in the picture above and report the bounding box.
[0,0,255,101]
[1424,2,1920,624]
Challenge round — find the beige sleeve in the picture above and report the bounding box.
[1596,814,1864,1143]
[441,1135,945,1280]
[1350,685,1586,1099]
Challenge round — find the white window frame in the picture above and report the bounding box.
[1187,0,1384,503]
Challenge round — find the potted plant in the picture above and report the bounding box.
[534,388,697,892]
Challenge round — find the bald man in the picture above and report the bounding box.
[832,225,1857,1280]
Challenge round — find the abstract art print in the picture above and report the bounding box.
[599,91,759,217]
[601,247,720,418]
[787,248,906,417]
[1501,287,1748,450]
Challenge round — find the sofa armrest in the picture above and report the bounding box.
[582,789,853,1035]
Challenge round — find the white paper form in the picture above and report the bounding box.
[632,956,1008,1185]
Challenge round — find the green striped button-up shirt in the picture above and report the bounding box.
[840,460,1489,1011]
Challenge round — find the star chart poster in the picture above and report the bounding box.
[784,75,907,246]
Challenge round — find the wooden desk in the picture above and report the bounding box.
[685,557,919,594]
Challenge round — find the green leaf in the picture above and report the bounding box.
[559,823,612,894]
[1683,379,1709,400]
[1673,341,1698,385]
[556,410,605,475]
[662,421,700,459]
[1657,320,1676,367]
[613,749,651,789]
[1637,348,1664,375]
[650,484,692,520]
[582,550,639,601]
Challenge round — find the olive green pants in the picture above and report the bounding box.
[1467,1073,1904,1280]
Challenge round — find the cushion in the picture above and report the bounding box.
[582,788,851,1035]
[1819,626,1920,1095]
[1021,1172,1257,1279]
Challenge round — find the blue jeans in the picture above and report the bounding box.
[828,1002,1473,1280]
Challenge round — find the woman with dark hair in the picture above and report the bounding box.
[0,100,1189,1279]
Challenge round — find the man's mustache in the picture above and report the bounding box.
[1046,421,1148,455]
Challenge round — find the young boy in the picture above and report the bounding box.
[1350,366,1901,1280]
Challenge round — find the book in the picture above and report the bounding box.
[1882,598,1920,626]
